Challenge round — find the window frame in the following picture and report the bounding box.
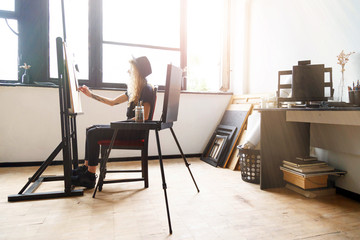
[0,0,50,85]
[0,10,16,19]
[0,0,236,93]
[88,0,187,90]
[0,0,187,89]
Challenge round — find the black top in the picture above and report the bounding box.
[125,84,155,120]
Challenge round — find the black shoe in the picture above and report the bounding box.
[71,171,97,189]
[72,165,88,176]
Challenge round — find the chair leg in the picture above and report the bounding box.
[98,146,107,192]
[93,130,118,198]
[100,146,107,181]
[96,146,108,194]
[141,148,149,188]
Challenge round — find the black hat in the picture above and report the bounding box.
[132,56,152,79]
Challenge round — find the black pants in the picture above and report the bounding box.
[85,125,146,166]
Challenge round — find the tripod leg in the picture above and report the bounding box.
[155,129,173,234]
[170,127,200,193]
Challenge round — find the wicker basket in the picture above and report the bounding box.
[237,146,261,184]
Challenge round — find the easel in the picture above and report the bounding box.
[92,64,200,234]
[8,0,83,201]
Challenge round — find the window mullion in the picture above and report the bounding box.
[180,0,187,90]
[17,0,49,83]
[89,0,102,88]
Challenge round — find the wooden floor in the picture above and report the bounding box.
[1,158,360,240]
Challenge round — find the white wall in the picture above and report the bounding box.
[233,0,360,194]
[2,0,359,193]
[232,0,360,98]
[0,86,231,163]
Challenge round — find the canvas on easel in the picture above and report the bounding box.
[63,42,82,114]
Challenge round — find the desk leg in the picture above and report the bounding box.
[155,129,173,235]
[260,111,310,189]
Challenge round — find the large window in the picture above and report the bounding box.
[1,0,231,92]
[187,0,228,92]
[0,0,18,81]
[0,1,14,11]
[102,0,181,87]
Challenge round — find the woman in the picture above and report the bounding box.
[71,56,155,188]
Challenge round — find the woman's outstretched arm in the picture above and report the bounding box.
[79,85,128,106]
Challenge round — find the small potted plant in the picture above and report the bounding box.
[20,63,31,84]
[337,50,355,102]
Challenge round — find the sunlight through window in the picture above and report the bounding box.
[49,0,88,80]
[0,19,18,81]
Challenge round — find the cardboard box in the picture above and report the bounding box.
[282,170,328,189]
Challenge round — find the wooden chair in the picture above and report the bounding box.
[97,86,157,191]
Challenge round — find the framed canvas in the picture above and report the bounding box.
[208,135,228,160]
[63,42,82,114]
[201,125,237,167]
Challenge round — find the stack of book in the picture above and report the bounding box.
[282,156,335,173]
[280,156,344,191]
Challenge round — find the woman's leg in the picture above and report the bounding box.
[72,125,114,188]
[86,125,115,168]
[72,125,147,188]
[73,125,110,175]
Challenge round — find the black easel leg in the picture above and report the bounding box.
[170,128,200,193]
[18,142,63,194]
[155,129,173,234]
[8,141,84,202]
[70,116,79,169]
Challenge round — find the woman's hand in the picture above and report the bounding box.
[79,85,92,97]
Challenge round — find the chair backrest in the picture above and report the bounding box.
[161,64,183,124]
[148,86,158,121]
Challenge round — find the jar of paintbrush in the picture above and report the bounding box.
[348,80,360,106]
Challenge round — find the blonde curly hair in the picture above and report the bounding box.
[127,60,147,105]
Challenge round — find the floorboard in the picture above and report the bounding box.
[1,158,359,240]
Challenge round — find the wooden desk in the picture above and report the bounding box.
[258,108,360,190]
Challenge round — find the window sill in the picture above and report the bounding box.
[181,90,233,95]
[0,82,233,95]
[0,82,58,88]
